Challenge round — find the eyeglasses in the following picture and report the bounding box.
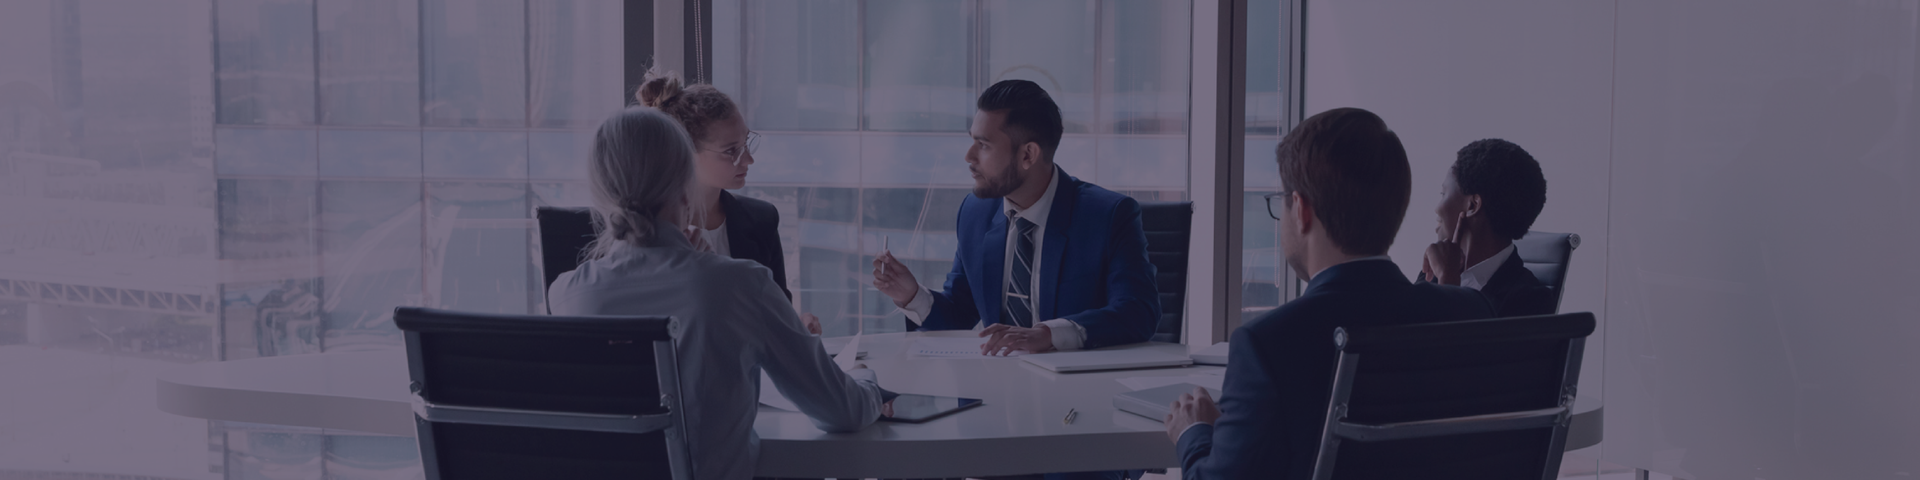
[1263,191,1293,221]
[704,131,761,167]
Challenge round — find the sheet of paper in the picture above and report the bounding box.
[759,374,799,411]
[832,334,862,372]
[820,335,867,359]
[907,336,1024,358]
[1116,375,1225,393]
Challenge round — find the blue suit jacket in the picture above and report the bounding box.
[1177,259,1494,480]
[916,169,1160,350]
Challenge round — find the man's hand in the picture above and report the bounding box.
[1165,386,1221,443]
[1423,211,1467,285]
[978,323,1055,356]
[871,252,920,308]
[800,312,823,335]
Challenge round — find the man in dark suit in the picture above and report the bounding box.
[1164,108,1496,480]
[872,80,1160,358]
[1417,138,1556,318]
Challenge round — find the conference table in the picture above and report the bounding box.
[156,331,1601,478]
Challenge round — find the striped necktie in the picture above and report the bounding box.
[1002,215,1037,328]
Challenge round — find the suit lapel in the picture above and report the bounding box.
[1485,250,1536,296]
[1037,171,1076,320]
[719,192,757,259]
[981,199,1008,326]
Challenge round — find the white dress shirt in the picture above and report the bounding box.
[695,222,731,256]
[1459,244,1516,291]
[901,166,1089,352]
[547,222,883,480]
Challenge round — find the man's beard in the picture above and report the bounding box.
[971,161,1024,199]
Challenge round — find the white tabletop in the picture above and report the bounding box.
[155,331,1601,478]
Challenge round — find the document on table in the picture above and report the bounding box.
[763,334,865,412]
[832,334,862,372]
[908,336,1024,358]
[1116,375,1225,392]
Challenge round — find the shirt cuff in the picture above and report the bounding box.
[1176,422,1211,445]
[1040,318,1086,351]
[846,367,877,385]
[900,287,935,325]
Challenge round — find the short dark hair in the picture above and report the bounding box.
[1275,107,1411,256]
[1451,139,1547,240]
[976,80,1064,161]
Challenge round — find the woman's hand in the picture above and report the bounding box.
[800,312,823,335]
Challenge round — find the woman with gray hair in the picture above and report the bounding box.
[546,106,885,480]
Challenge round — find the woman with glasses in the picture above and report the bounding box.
[635,70,821,334]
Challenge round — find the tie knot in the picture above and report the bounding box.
[1014,217,1036,233]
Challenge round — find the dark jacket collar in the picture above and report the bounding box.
[1303,258,1411,297]
[1483,250,1542,295]
[717,190,757,254]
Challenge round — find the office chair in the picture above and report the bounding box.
[535,206,597,293]
[1310,312,1595,480]
[394,307,692,480]
[1140,201,1193,344]
[1513,231,1579,312]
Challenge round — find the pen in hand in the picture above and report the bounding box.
[881,236,889,275]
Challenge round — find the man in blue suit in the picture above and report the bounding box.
[872,79,1159,355]
[1163,108,1496,479]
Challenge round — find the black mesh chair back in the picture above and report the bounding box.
[535,206,598,293]
[394,307,691,480]
[1311,312,1595,480]
[1513,231,1579,312]
[1139,201,1193,343]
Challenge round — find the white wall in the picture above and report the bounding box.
[1307,1,1920,478]
[1303,0,1615,431]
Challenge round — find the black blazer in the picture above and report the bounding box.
[1417,249,1557,318]
[719,191,791,300]
[1176,259,1495,480]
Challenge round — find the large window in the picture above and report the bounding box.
[214,0,621,359]
[1240,0,1297,322]
[712,0,1193,336]
[2,0,619,477]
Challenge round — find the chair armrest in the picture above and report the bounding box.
[1331,406,1567,442]
[411,394,674,434]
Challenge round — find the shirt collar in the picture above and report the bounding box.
[1461,243,1516,291]
[1003,165,1060,227]
[607,217,696,255]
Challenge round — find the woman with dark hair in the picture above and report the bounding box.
[635,70,822,334]
[546,106,883,480]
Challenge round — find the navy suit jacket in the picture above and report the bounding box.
[1177,259,1495,480]
[916,169,1160,350]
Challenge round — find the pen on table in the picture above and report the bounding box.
[1063,408,1077,425]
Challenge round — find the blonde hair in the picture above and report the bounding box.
[634,69,739,145]
[583,106,699,259]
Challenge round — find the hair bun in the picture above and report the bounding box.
[636,69,685,108]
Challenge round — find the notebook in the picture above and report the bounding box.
[1113,382,1222,421]
[1020,349,1192,373]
